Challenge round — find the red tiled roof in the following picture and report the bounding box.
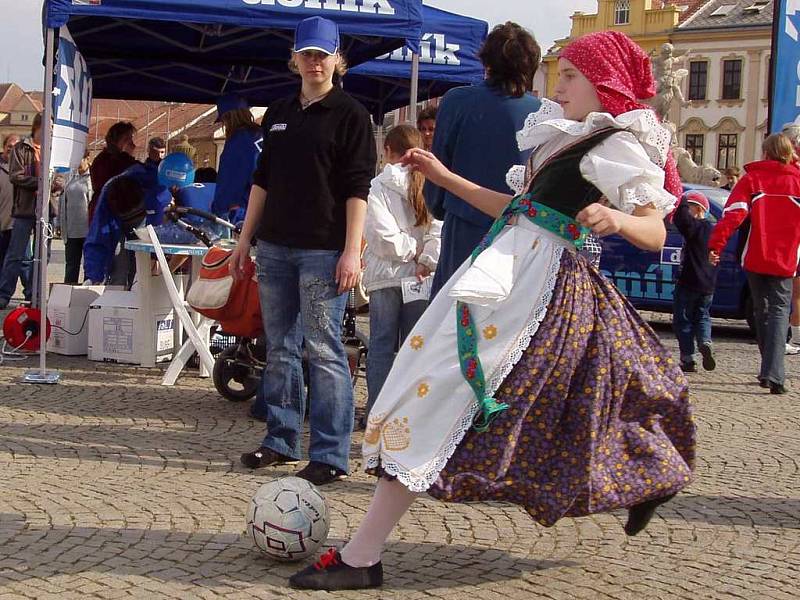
[24,91,44,112]
[85,100,214,160]
[0,83,26,114]
[675,0,714,23]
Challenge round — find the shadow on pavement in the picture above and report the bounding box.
[0,513,573,590]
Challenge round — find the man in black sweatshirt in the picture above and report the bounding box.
[672,190,720,372]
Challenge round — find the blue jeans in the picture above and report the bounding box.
[672,284,713,363]
[0,217,34,305]
[255,241,353,473]
[746,272,793,385]
[365,287,427,418]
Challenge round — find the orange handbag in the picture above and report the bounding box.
[186,245,263,338]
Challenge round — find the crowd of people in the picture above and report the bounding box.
[1,13,799,593]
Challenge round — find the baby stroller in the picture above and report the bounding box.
[165,205,368,402]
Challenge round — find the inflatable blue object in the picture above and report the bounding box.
[158,152,195,188]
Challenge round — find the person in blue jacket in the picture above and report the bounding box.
[211,94,262,225]
[426,22,542,298]
[83,161,172,285]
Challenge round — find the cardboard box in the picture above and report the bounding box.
[47,284,110,355]
[87,291,175,365]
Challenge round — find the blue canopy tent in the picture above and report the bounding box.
[43,0,424,105]
[25,0,423,382]
[345,5,487,122]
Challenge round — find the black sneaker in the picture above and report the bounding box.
[240,447,298,469]
[289,549,382,590]
[758,378,769,388]
[699,343,716,371]
[680,361,697,373]
[296,461,347,486]
[770,382,788,395]
[624,493,676,536]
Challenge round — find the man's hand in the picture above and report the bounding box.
[336,249,361,294]
[708,251,720,266]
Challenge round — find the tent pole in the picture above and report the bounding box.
[408,52,419,124]
[24,25,60,384]
[375,113,384,172]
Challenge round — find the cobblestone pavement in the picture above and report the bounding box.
[0,308,798,599]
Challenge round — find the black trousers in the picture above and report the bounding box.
[0,229,11,274]
[64,237,85,284]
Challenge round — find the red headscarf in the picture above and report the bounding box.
[561,31,682,199]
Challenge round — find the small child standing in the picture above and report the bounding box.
[362,124,442,423]
[672,190,719,372]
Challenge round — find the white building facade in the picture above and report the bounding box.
[670,0,772,171]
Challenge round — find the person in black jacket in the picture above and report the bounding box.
[672,190,719,372]
[230,17,376,486]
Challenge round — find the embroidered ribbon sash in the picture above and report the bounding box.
[457,193,591,432]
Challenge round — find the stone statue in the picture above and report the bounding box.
[663,122,720,186]
[650,43,690,122]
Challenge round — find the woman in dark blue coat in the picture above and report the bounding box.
[426,22,542,298]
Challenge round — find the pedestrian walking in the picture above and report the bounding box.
[709,133,800,394]
[671,190,719,372]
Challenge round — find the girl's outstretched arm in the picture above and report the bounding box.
[402,148,512,219]
[576,203,666,251]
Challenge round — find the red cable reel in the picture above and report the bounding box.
[2,307,51,352]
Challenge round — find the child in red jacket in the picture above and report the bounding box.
[709,133,800,393]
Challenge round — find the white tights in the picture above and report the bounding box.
[340,477,418,567]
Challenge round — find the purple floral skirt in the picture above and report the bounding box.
[425,250,696,527]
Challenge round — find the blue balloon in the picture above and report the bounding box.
[158,153,195,188]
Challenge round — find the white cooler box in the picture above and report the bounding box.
[87,291,175,365]
[47,284,112,355]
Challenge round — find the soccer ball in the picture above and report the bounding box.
[246,477,330,562]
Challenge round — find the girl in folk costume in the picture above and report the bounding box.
[290,31,696,591]
[362,124,442,424]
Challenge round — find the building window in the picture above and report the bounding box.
[722,59,742,99]
[717,133,738,170]
[20,114,29,122]
[685,134,705,164]
[688,61,708,100]
[614,0,631,25]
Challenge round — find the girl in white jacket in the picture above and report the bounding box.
[362,124,442,423]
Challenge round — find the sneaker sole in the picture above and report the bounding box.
[699,345,716,371]
[296,473,348,486]
[240,455,300,469]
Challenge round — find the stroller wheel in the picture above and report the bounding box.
[212,346,260,402]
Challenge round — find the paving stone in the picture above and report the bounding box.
[0,313,798,598]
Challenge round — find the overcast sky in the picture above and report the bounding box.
[0,0,597,91]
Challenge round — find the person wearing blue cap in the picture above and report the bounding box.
[211,94,262,225]
[230,16,376,487]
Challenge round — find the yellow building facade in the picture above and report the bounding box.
[543,0,680,97]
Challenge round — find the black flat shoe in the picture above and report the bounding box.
[289,549,383,590]
[699,343,716,371]
[239,447,298,469]
[624,493,676,536]
[759,378,769,388]
[770,382,788,395]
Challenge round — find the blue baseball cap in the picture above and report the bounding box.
[215,94,248,123]
[294,16,339,55]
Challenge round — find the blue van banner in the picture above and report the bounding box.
[51,27,92,170]
[770,0,800,131]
